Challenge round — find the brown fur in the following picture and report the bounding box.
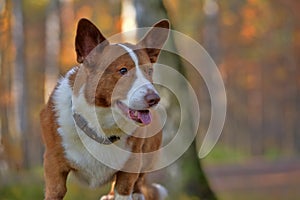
[40,18,169,200]
[40,99,71,199]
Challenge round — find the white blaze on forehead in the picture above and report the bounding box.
[117,43,158,109]
[117,43,139,67]
[117,43,148,82]
[117,43,149,83]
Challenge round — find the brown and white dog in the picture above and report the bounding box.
[40,18,169,200]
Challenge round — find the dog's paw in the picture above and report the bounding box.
[114,192,132,200]
[100,194,114,200]
[132,193,145,200]
[152,183,168,200]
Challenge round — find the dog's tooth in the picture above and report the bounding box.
[134,111,138,117]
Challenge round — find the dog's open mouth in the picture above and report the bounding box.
[116,101,151,125]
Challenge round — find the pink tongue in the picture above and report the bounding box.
[138,111,151,125]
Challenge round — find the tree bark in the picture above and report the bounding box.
[132,0,217,199]
[203,0,220,65]
[45,0,60,101]
[12,0,30,169]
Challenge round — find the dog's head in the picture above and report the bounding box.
[74,18,169,126]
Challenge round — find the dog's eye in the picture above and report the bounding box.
[119,67,128,75]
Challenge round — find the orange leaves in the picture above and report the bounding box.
[240,0,271,43]
[240,5,258,42]
[241,25,257,41]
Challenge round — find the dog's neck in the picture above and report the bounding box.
[71,83,138,143]
[72,112,120,144]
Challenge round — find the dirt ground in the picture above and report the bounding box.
[204,158,300,200]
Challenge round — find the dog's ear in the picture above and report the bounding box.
[138,19,170,63]
[75,18,108,63]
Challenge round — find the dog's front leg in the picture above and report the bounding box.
[114,171,140,200]
[112,134,144,200]
[43,153,70,200]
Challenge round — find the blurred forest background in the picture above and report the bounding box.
[1,0,300,199]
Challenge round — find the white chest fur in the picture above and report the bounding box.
[52,68,133,187]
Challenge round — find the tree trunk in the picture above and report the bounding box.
[0,0,19,171]
[12,0,30,169]
[203,0,220,65]
[45,0,60,101]
[132,0,217,199]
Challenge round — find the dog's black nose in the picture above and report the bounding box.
[145,93,160,107]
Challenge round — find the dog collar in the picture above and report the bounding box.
[72,113,120,145]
